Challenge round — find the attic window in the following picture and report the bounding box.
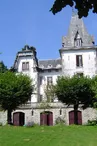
[48,64,52,68]
[56,64,61,68]
[74,32,82,47]
[40,65,44,69]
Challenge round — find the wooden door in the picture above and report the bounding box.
[47,112,53,126]
[69,111,82,125]
[40,113,47,125]
[13,112,25,126]
[69,111,74,125]
[13,112,20,126]
[20,113,25,126]
[78,111,82,125]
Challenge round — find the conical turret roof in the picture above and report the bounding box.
[62,11,94,48]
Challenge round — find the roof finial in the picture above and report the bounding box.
[72,7,78,16]
[72,7,74,13]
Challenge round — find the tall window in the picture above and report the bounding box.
[74,32,82,47]
[39,76,43,85]
[47,77,53,85]
[76,55,83,67]
[38,95,43,102]
[74,38,82,47]
[22,62,29,71]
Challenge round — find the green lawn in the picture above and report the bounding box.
[0,125,97,146]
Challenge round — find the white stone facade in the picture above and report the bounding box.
[1,12,97,126]
[61,49,97,77]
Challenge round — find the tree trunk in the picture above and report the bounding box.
[7,109,12,125]
[74,104,78,125]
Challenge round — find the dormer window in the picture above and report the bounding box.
[56,64,61,68]
[40,65,44,69]
[74,32,82,47]
[74,38,82,47]
[48,64,52,68]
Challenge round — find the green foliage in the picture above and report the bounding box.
[0,61,7,73]
[55,117,66,125]
[55,75,94,109]
[0,71,33,110]
[44,84,55,102]
[0,71,33,123]
[0,122,2,126]
[86,119,97,126]
[51,0,97,18]
[40,84,56,110]
[39,101,51,110]
[90,75,97,108]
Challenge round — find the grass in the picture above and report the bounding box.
[0,125,97,146]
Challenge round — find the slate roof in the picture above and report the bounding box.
[62,11,94,49]
[38,59,62,69]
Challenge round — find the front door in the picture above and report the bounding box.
[69,110,82,125]
[40,111,53,126]
[13,112,25,126]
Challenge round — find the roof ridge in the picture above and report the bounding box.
[38,58,61,61]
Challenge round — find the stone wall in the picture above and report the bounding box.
[0,111,7,125]
[12,106,97,126]
[0,106,96,126]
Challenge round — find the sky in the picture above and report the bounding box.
[0,0,97,68]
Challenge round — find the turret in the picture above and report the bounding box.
[14,45,39,102]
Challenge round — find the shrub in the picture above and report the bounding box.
[87,119,97,126]
[0,122,2,126]
[25,121,34,127]
[55,117,65,125]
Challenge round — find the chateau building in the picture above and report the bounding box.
[1,12,97,126]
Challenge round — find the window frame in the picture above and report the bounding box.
[22,62,29,71]
[47,76,53,85]
[76,55,83,67]
[39,76,43,85]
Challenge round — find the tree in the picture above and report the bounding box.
[50,0,97,18]
[39,84,55,111]
[0,61,7,73]
[90,75,97,108]
[55,75,94,124]
[44,84,55,102]
[0,71,33,124]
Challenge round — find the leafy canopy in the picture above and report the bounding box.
[0,71,33,111]
[55,75,94,108]
[44,84,55,102]
[51,0,97,18]
[0,61,7,73]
